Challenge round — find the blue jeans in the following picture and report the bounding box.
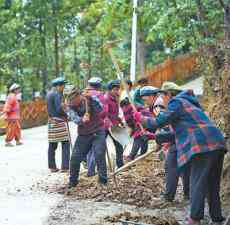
[69,130,107,185]
[48,141,70,170]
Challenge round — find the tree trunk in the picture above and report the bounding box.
[60,46,65,73]
[100,38,104,78]
[73,41,80,86]
[195,0,209,38]
[87,38,92,81]
[52,5,59,78]
[218,1,230,51]
[39,18,48,97]
[224,5,230,45]
[54,24,59,77]
[137,0,146,77]
[137,31,146,77]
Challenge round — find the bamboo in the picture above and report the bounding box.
[224,215,230,225]
[105,45,145,132]
[106,148,118,188]
[112,148,155,176]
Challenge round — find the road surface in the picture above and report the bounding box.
[0,77,206,225]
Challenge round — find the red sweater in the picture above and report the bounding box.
[3,94,20,120]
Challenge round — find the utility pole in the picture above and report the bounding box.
[130,0,138,82]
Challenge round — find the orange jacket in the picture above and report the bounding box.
[3,94,20,120]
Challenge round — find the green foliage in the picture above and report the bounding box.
[0,0,226,99]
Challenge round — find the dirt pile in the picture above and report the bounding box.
[47,152,185,209]
[104,211,180,225]
[66,154,166,208]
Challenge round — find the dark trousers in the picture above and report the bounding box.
[69,130,107,185]
[48,141,70,170]
[164,145,190,201]
[190,150,225,222]
[87,149,96,177]
[129,136,148,160]
[106,130,124,168]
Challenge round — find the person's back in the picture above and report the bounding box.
[46,88,65,119]
[165,90,226,168]
[69,96,104,136]
[104,92,120,127]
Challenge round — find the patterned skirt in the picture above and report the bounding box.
[48,117,69,143]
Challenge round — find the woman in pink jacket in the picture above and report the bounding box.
[3,83,22,147]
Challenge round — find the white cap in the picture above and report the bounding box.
[9,83,20,91]
[88,77,102,85]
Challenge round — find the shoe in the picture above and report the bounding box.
[87,173,96,177]
[60,169,69,173]
[68,182,77,189]
[5,142,14,147]
[65,182,78,195]
[98,177,108,185]
[123,155,133,162]
[160,192,173,202]
[50,168,59,173]
[212,217,227,225]
[186,217,201,225]
[16,142,23,146]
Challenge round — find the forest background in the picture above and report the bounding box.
[0,0,229,100]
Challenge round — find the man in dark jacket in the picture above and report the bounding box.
[67,88,107,188]
[85,77,106,177]
[104,80,124,168]
[134,82,227,225]
[46,77,70,173]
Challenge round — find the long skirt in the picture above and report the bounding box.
[5,120,21,142]
[48,117,69,143]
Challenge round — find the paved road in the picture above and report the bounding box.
[0,123,122,225]
[0,125,65,225]
[0,77,204,225]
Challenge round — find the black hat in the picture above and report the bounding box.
[52,77,67,86]
[107,80,121,90]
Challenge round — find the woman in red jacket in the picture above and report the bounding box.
[3,83,22,147]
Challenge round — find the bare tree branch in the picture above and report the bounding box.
[218,0,226,9]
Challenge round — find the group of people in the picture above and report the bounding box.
[2,74,222,225]
[0,75,227,225]
[47,75,228,225]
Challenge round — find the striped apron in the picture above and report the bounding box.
[48,117,69,143]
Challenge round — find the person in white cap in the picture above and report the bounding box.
[3,83,23,147]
